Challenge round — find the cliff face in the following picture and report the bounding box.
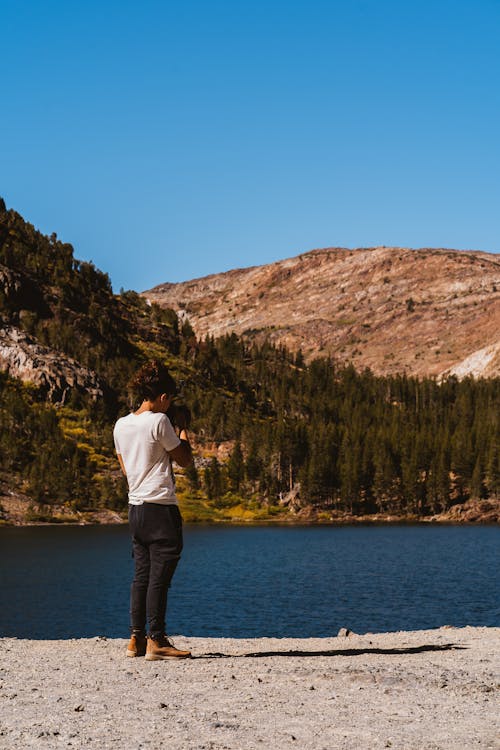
[144,246,500,377]
[0,324,104,403]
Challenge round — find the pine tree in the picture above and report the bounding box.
[227,442,244,491]
[485,443,500,500]
[185,461,200,490]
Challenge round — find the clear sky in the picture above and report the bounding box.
[1,0,499,292]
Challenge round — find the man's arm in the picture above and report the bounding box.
[169,428,193,467]
[117,453,127,477]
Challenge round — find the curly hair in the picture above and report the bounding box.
[129,360,177,402]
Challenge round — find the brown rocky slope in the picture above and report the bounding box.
[0,324,105,403]
[144,247,500,378]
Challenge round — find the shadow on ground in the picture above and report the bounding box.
[193,644,466,659]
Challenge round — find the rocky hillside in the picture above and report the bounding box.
[145,247,500,378]
[1,201,498,524]
[0,324,105,402]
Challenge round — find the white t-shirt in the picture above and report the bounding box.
[113,411,181,505]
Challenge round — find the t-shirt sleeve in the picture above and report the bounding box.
[155,415,181,453]
[113,424,122,455]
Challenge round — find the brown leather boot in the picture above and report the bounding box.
[145,635,191,661]
[126,633,147,657]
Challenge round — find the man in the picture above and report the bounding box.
[113,360,193,660]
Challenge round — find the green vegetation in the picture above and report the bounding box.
[185,337,499,516]
[1,200,499,521]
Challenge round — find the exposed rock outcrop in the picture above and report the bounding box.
[439,340,500,379]
[427,498,500,524]
[144,246,500,378]
[0,323,104,403]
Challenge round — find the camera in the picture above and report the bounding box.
[167,403,191,430]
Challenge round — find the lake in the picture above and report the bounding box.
[0,524,498,639]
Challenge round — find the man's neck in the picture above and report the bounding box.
[134,400,155,415]
[135,395,166,415]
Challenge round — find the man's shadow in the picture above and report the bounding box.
[192,643,466,659]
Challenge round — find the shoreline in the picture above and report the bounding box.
[1,488,498,527]
[1,513,499,528]
[1,516,499,528]
[1,627,498,749]
[2,516,499,528]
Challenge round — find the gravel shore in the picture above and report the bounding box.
[0,627,498,749]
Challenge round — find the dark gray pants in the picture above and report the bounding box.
[128,503,183,640]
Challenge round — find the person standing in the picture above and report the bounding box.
[113,360,192,660]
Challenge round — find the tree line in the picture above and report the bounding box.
[1,200,499,517]
[184,335,499,515]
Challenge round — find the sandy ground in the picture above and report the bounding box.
[0,627,498,750]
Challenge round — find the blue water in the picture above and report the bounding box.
[0,525,498,639]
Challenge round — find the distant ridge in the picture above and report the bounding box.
[1,200,499,522]
[145,246,500,378]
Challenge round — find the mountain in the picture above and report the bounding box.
[144,246,500,378]
[1,200,499,525]
[0,199,184,519]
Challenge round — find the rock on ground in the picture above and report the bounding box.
[0,627,498,749]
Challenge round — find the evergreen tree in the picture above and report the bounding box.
[184,461,200,490]
[204,457,224,500]
[227,442,244,492]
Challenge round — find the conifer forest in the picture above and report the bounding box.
[1,201,499,520]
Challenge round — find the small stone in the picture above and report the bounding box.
[74,705,85,712]
[337,628,351,637]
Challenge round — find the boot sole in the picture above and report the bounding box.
[126,650,146,657]
[145,653,191,660]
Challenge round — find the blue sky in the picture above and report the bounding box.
[1,0,499,291]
